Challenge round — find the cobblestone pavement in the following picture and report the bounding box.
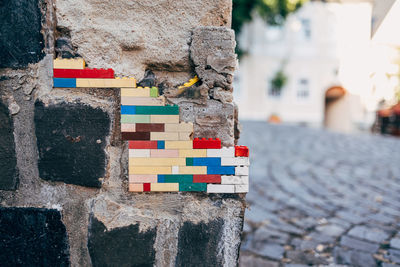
[239,121,400,267]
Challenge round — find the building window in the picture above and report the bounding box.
[297,79,309,99]
[300,18,311,40]
[268,87,282,97]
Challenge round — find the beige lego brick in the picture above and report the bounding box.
[129,149,150,158]
[53,58,85,69]
[164,141,193,149]
[129,166,171,174]
[179,132,192,141]
[76,78,136,88]
[178,166,207,175]
[164,123,194,132]
[121,123,136,132]
[121,88,150,97]
[150,183,179,192]
[129,158,186,166]
[129,183,143,192]
[150,132,179,141]
[121,96,165,106]
[150,115,179,124]
[178,149,207,157]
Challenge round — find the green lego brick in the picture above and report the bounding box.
[162,175,193,183]
[134,105,179,115]
[186,157,193,166]
[150,87,159,97]
[179,183,207,192]
[121,115,150,123]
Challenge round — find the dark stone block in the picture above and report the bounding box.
[0,0,44,68]
[333,247,377,267]
[0,100,18,190]
[175,219,224,267]
[34,101,110,187]
[0,207,70,266]
[88,216,156,267]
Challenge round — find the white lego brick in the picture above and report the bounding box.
[207,184,235,193]
[129,149,150,158]
[221,175,249,185]
[172,166,179,174]
[235,166,249,176]
[221,157,250,166]
[235,184,249,193]
[206,147,235,157]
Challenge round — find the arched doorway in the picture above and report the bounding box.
[324,86,352,132]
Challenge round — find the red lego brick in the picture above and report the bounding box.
[193,138,221,149]
[128,141,158,149]
[53,68,114,78]
[193,175,221,183]
[235,146,249,157]
[143,183,151,192]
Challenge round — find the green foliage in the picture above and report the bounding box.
[270,69,288,92]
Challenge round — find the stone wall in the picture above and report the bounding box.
[0,0,245,266]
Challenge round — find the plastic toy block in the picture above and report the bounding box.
[129,149,150,158]
[235,184,249,193]
[120,106,136,114]
[193,175,221,184]
[164,123,193,132]
[121,96,165,106]
[190,157,221,166]
[221,175,249,185]
[158,175,193,183]
[150,149,179,158]
[179,183,207,192]
[121,132,150,140]
[53,58,85,69]
[150,183,179,192]
[179,149,207,157]
[121,115,150,124]
[134,105,179,115]
[172,166,179,174]
[164,141,193,149]
[121,88,151,97]
[179,132,192,141]
[193,138,221,149]
[135,123,164,132]
[150,132,179,141]
[53,78,76,88]
[129,175,157,183]
[121,123,136,132]
[128,141,158,149]
[235,166,249,176]
[129,166,171,174]
[76,77,136,88]
[178,166,207,175]
[143,183,151,192]
[185,158,193,166]
[150,87,159,97]
[178,76,199,89]
[207,184,235,193]
[235,146,249,157]
[207,166,235,175]
[53,68,114,78]
[150,115,180,124]
[129,183,143,192]
[221,157,250,166]
[157,141,165,149]
[129,158,186,166]
[206,147,235,158]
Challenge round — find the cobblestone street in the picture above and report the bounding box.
[239,121,400,267]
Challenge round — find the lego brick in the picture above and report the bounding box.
[164,123,193,132]
[193,175,221,184]
[135,105,179,115]
[158,175,193,183]
[121,96,165,106]
[53,68,114,78]
[164,141,193,149]
[206,147,235,158]
[128,141,158,149]
[179,183,207,192]
[121,123,136,132]
[135,123,164,132]
[150,183,179,192]
[157,141,165,149]
[178,166,207,174]
[235,184,249,193]
[129,166,171,174]
[185,158,193,166]
[150,87,159,97]
[193,138,221,149]
[53,78,76,88]
[178,76,199,89]
[129,158,186,166]
[129,183,143,192]
[53,58,85,69]
[121,88,151,97]
[207,166,235,175]
[143,183,151,192]
[172,166,179,174]
[120,115,150,124]
[150,115,180,124]
[235,166,249,176]
[120,106,136,114]
[221,157,250,166]
[129,175,157,183]
[76,78,136,88]
[129,149,150,158]
[179,149,207,157]
[150,149,179,158]
[187,157,221,166]
[207,184,235,193]
[179,132,192,141]
[235,146,249,157]
[150,132,179,141]
[121,132,150,140]
[221,175,249,185]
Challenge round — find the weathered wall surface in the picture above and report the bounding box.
[0,0,245,266]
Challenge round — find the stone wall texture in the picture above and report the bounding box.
[0,0,245,266]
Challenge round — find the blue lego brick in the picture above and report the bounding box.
[191,157,221,166]
[53,78,76,88]
[120,105,136,114]
[207,166,235,175]
[157,140,165,149]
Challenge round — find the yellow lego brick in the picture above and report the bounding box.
[179,132,192,141]
[178,76,199,89]
[76,77,136,88]
[150,183,179,192]
[129,183,143,192]
[164,122,194,132]
[150,132,179,141]
[121,96,165,106]
[150,115,180,124]
[129,166,171,175]
[53,58,85,69]
[178,149,207,157]
[178,166,207,174]
[164,141,193,149]
[121,88,151,97]
[129,158,186,166]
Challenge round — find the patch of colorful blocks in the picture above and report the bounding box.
[52,58,250,193]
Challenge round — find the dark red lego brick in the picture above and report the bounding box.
[121,132,150,141]
[143,183,151,192]
[128,141,158,149]
[53,68,114,78]
[193,175,221,183]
